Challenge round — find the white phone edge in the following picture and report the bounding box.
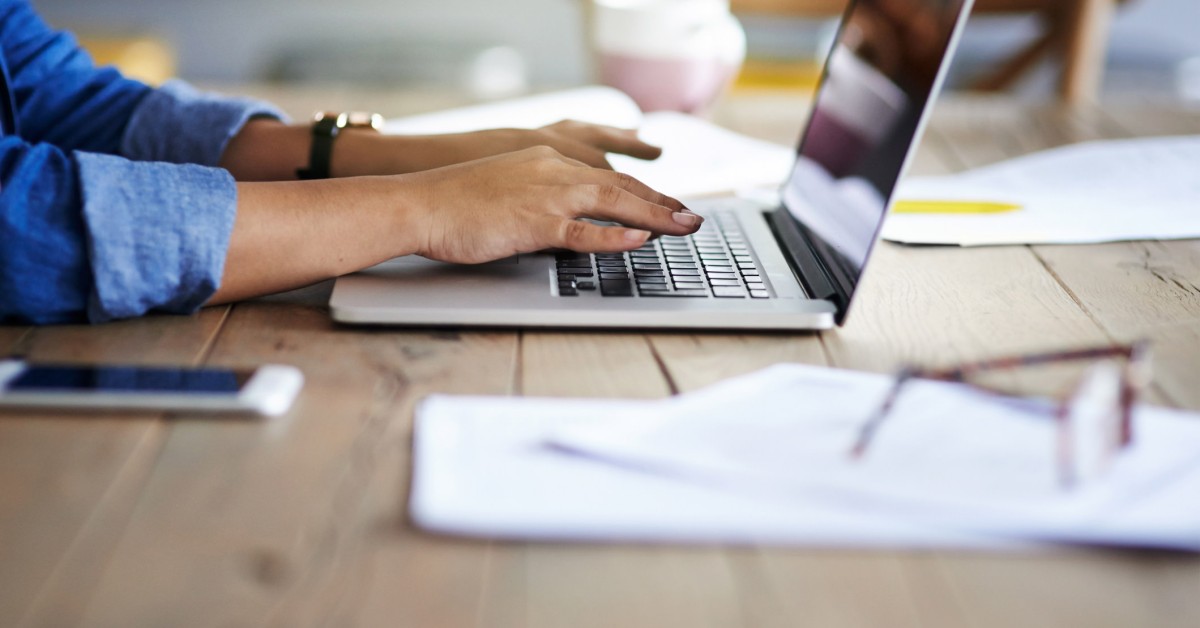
[0,360,304,418]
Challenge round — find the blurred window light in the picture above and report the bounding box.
[1177,57,1200,102]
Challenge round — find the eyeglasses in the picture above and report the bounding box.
[849,341,1153,488]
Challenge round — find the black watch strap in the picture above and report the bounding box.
[296,114,340,180]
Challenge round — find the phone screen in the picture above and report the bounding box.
[8,366,254,395]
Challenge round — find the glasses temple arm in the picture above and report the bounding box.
[849,371,916,459]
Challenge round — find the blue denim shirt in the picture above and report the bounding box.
[0,0,285,324]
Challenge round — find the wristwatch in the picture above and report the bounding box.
[296,111,384,180]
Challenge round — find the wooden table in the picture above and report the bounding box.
[3,90,1200,627]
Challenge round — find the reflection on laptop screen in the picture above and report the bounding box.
[781,0,969,293]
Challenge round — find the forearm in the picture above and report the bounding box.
[207,176,423,304]
[217,117,663,181]
[218,118,456,181]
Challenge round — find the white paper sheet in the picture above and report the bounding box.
[382,86,794,199]
[411,365,1200,551]
[549,365,1200,548]
[411,395,1018,549]
[884,135,1200,246]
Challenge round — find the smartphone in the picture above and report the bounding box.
[0,360,303,417]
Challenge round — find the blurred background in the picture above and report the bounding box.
[34,0,1200,103]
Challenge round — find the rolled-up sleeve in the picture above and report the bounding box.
[0,79,286,324]
[120,80,287,166]
[75,152,238,322]
[0,1,293,324]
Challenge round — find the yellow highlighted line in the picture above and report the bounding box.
[892,200,1022,214]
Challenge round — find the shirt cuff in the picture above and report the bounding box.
[75,151,238,322]
[118,79,288,167]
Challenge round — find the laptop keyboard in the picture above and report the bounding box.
[554,211,771,299]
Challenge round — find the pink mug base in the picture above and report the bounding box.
[599,52,737,114]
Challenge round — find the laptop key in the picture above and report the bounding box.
[600,280,634,296]
[709,279,741,286]
[577,281,596,290]
[750,289,770,298]
[670,269,702,277]
[713,286,749,298]
[642,289,708,298]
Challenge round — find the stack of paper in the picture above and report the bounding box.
[383,86,795,199]
[885,135,1200,246]
[411,364,1200,550]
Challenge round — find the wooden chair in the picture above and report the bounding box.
[730,0,1129,104]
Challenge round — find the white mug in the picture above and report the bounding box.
[589,0,746,113]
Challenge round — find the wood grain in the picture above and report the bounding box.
[648,332,827,393]
[54,303,515,627]
[2,308,229,628]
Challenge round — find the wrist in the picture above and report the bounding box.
[351,174,433,260]
[296,111,385,180]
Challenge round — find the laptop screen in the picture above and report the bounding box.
[777,0,971,318]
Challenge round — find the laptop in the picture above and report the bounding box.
[331,0,975,330]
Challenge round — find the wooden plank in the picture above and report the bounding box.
[518,545,744,628]
[54,303,516,627]
[824,243,1107,378]
[1,309,229,627]
[521,332,672,398]
[495,333,749,628]
[648,333,827,393]
[934,551,1200,628]
[728,549,964,628]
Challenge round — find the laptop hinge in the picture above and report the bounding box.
[765,208,851,320]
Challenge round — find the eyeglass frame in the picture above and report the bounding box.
[848,340,1153,488]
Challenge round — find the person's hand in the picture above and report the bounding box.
[359,119,664,174]
[400,145,700,264]
[439,120,663,169]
